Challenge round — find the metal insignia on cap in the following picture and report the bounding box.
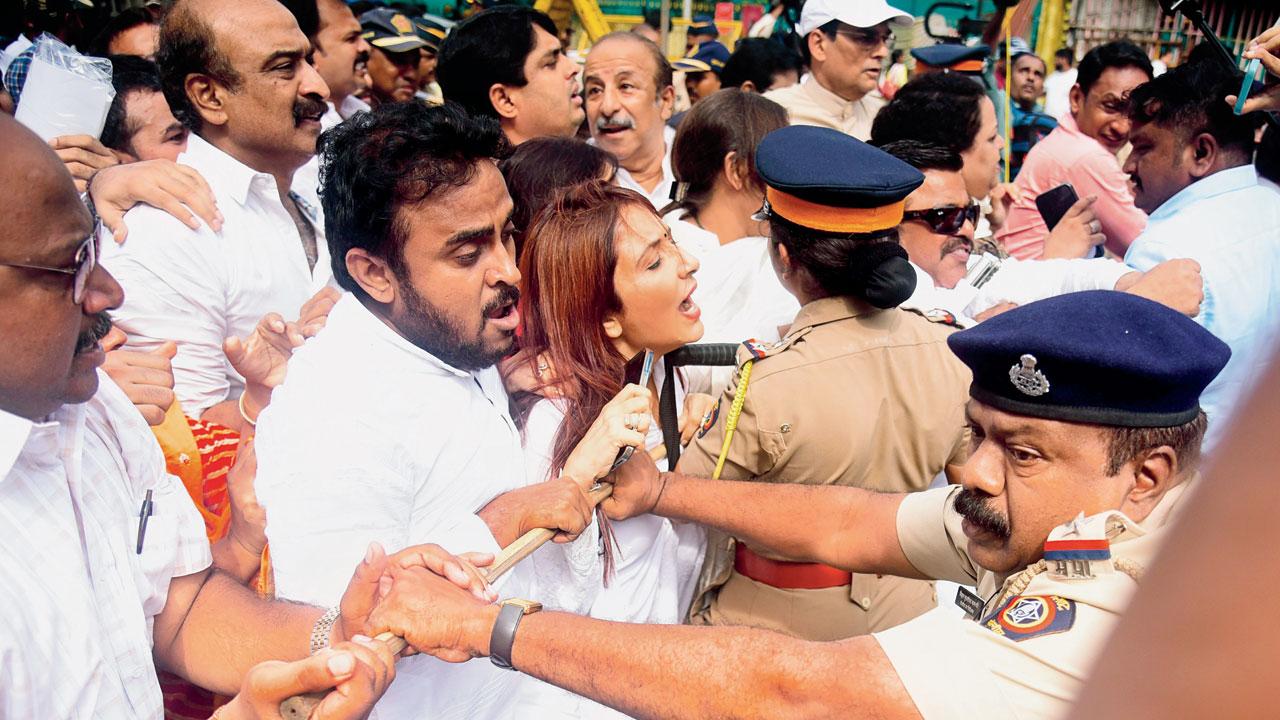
[391,13,413,34]
[1009,354,1050,396]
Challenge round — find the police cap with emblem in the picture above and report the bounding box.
[948,290,1230,427]
[361,8,428,53]
[911,43,989,74]
[673,40,731,74]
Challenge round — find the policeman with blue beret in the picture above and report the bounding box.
[673,40,731,103]
[679,124,975,641]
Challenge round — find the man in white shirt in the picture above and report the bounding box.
[1043,48,1077,120]
[585,32,677,210]
[763,0,909,140]
[0,107,421,720]
[882,140,1204,327]
[103,0,334,433]
[255,101,649,718]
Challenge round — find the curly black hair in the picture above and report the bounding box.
[317,102,511,300]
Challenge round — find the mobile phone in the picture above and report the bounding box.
[610,349,654,471]
[1035,183,1078,231]
[1236,58,1262,116]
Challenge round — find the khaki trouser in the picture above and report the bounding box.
[696,569,936,641]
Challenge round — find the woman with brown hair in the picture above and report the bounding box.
[514,180,712,716]
[662,89,799,392]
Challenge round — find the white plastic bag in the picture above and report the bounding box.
[14,34,115,141]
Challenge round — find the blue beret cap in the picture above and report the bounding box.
[948,291,1231,428]
[911,43,989,70]
[673,40,731,74]
[689,15,719,37]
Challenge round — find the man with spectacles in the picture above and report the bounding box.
[882,139,1204,328]
[762,0,908,140]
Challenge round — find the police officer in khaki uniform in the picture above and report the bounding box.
[369,284,1231,720]
[678,125,970,640]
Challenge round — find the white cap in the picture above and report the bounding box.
[797,0,913,37]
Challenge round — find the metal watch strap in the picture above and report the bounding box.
[490,600,541,670]
[309,606,342,655]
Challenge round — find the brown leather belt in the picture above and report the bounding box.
[734,543,853,590]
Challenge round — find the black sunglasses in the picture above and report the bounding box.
[901,204,980,235]
[0,220,100,304]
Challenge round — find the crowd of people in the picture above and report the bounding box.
[2,0,1280,717]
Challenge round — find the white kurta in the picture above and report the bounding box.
[254,294,536,719]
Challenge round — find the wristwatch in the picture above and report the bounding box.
[490,598,542,670]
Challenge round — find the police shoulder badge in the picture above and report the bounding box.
[696,401,721,439]
[1009,353,1050,396]
[981,595,1076,642]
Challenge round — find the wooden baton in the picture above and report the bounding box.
[278,464,652,719]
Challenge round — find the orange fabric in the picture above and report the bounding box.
[766,187,905,234]
[734,543,853,589]
[152,408,273,719]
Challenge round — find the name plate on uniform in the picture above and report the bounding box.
[955,586,984,619]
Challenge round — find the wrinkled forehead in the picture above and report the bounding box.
[585,38,657,84]
[1,152,92,260]
[907,168,968,210]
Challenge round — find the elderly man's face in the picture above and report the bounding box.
[585,36,674,169]
[808,21,891,100]
[382,160,522,371]
[0,116,124,420]
[954,400,1140,575]
[899,168,974,289]
[208,0,330,168]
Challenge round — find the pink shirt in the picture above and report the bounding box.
[997,113,1147,259]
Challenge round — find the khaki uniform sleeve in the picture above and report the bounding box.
[946,424,972,468]
[895,486,979,585]
[677,366,774,481]
[875,605,1097,720]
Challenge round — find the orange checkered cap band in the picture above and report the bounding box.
[765,187,905,234]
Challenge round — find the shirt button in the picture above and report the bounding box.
[861,596,872,606]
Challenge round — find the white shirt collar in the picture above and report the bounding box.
[0,406,35,480]
[329,293,474,379]
[181,133,278,208]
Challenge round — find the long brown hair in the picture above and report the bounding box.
[663,88,788,219]
[517,181,659,579]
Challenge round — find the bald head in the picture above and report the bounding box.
[588,31,673,93]
[0,114,121,420]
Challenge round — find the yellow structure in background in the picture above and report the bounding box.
[535,0,612,41]
[1035,0,1069,64]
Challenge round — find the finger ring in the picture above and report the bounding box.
[536,361,548,377]
[1091,221,1101,234]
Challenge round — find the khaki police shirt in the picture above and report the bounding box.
[679,296,971,618]
[763,78,887,141]
[875,481,1190,719]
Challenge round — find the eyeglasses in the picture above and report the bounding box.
[0,222,100,304]
[835,27,895,48]
[901,204,980,235]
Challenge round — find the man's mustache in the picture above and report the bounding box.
[482,282,520,316]
[955,488,1010,539]
[293,95,328,125]
[940,236,972,259]
[76,312,112,354]
[595,114,635,132]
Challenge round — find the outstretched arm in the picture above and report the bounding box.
[370,566,923,720]
[603,454,927,579]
